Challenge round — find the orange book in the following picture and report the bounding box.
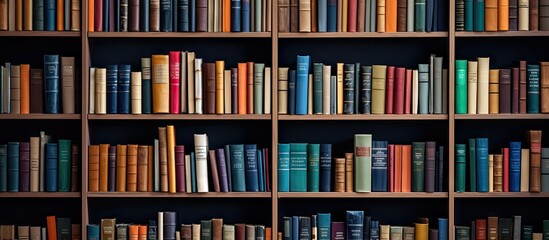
[401,144,412,192]
[238,63,247,114]
[88,145,100,192]
[152,55,170,113]
[148,145,154,191]
[394,145,402,192]
[20,64,30,114]
[138,225,147,240]
[88,0,94,32]
[167,125,176,193]
[498,0,509,30]
[222,0,231,32]
[385,0,397,32]
[215,61,225,114]
[116,145,127,192]
[99,144,110,192]
[266,227,272,240]
[57,0,63,30]
[129,225,139,240]
[247,62,254,114]
[127,144,138,192]
[485,0,498,31]
[47,216,57,240]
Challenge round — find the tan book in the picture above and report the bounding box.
[116,144,127,192]
[467,61,478,114]
[71,0,80,30]
[148,145,154,191]
[380,225,390,240]
[208,0,214,31]
[192,224,201,240]
[477,57,490,114]
[322,65,331,114]
[131,72,142,114]
[8,0,14,30]
[185,155,192,191]
[30,227,40,240]
[267,0,272,32]
[18,226,29,240]
[167,125,176,193]
[15,0,21,30]
[278,67,289,114]
[533,233,543,240]
[377,0,386,32]
[10,65,20,114]
[493,154,503,192]
[195,59,203,113]
[372,65,387,114]
[61,57,75,114]
[264,67,271,114]
[521,148,530,192]
[0,0,7,30]
[342,0,348,31]
[88,145,100,192]
[529,130,542,193]
[224,69,231,114]
[158,127,169,192]
[187,52,196,113]
[345,152,353,192]
[337,63,344,114]
[89,68,96,114]
[308,74,313,114]
[488,154,494,192]
[412,70,418,114]
[30,137,39,192]
[101,219,116,240]
[498,0,509,30]
[337,0,342,31]
[488,69,499,114]
[99,144,110,192]
[23,0,31,30]
[247,62,254,114]
[519,0,529,30]
[137,146,148,192]
[215,61,225,114]
[540,62,549,113]
[95,68,107,114]
[212,219,223,240]
[152,55,169,113]
[485,0,498,31]
[127,144,138,192]
[334,157,345,192]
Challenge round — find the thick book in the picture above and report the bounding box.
[527,65,540,113]
[88,145,100,192]
[194,134,209,192]
[318,213,330,240]
[529,130,542,192]
[290,143,307,191]
[44,55,60,113]
[30,69,44,113]
[343,64,355,114]
[230,144,246,192]
[278,143,290,192]
[371,141,388,192]
[61,57,75,114]
[371,65,386,114]
[355,134,372,192]
[346,211,364,240]
[152,55,169,113]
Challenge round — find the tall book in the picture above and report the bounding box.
[152,55,169,113]
[372,141,388,192]
[44,55,60,114]
[194,134,209,192]
[529,130,542,192]
[355,134,372,192]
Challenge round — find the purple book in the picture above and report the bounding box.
[19,142,30,192]
[425,141,436,193]
[175,145,186,193]
[231,68,238,114]
[429,229,439,240]
[108,146,116,192]
[216,148,229,192]
[331,222,345,240]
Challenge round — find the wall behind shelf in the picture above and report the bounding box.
[0,120,82,144]
[455,38,549,66]
[0,198,81,225]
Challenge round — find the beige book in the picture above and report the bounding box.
[371,65,387,114]
[180,52,188,113]
[192,224,201,240]
[194,134,209,192]
[89,68,96,114]
[158,212,164,240]
[224,70,231,114]
[213,0,219,32]
[29,137,39,192]
[176,231,181,240]
[322,65,331,114]
[467,61,478,114]
[533,233,543,240]
[308,74,313,114]
[61,57,75,114]
[278,67,289,114]
[299,0,311,32]
[477,57,490,114]
[377,0,386,32]
[30,227,40,240]
[412,70,418,114]
[264,67,271,114]
[131,72,142,114]
[521,149,530,192]
[518,0,529,30]
[10,65,20,114]
[187,52,196,113]
[18,226,29,240]
[9,0,14,30]
[342,0,348,31]
[95,68,107,114]
[380,225,390,240]
[337,63,344,114]
[195,58,203,114]
[208,0,214,31]
[185,155,192,191]
[489,69,499,114]
[152,55,169,113]
[488,154,494,192]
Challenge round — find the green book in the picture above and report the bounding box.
[414,0,426,31]
[355,134,373,192]
[58,139,71,192]
[254,63,265,114]
[522,225,533,240]
[527,64,540,113]
[412,142,425,192]
[290,143,308,192]
[313,63,323,114]
[201,220,212,240]
[544,220,549,240]
[473,0,485,31]
[468,138,476,192]
[455,144,466,192]
[455,226,470,240]
[455,60,468,114]
[307,144,320,192]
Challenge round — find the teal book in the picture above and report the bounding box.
[523,225,533,240]
[313,63,323,114]
[455,144,466,192]
[464,0,473,31]
[418,64,429,114]
[254,63,265,114]
[290,143,308,192]
[257,150,264,192]
[318,213,331,240]
[201,220,212,240]
[412,142,425,192]
[527,64,540,113]
[0,145,6,192]
[230,144,246,192]
[415,0,426,31]
[141,58,152,114]
[58,139,71,192]
[191,152,196,192]
[278,144,290,192]
[455,60,468,114]
[307,144,320,192]
[473,0,484,31]
[468,138,476,192]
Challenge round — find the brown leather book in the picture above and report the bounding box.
[127,144,138,192]
[16,0,22,30]
[88,145,100,192]
[148,145,154,191]
[345,152,353,192]
[0,0,7,30]
[529,130,542,193]
[166,125,176,193]
[120,0,129,31]
[279,0,290,32]
[116,145,127,192]
[512,67,519,113]
[181,225,192,240]
[493,154,503,192]
[150,0,160,31]
[211,219,223,240]
[71,0,80,30]
[235,224,245,240]
[30,69,43,113]
[290,0,299,32]
[99,144,110,192]
[159,127,169,192]
[519,61,527,113]
[71,145,79,192]
[137,145,148,192]
[215,61,224,114]
[299,0,311,32]
[499,69,511,114]
[489,69,499,114]
[510,0,518,30]
[196,0,207,31]
[487,217,498,240]
[129,0,140,31]
[311,0,317,32]
[541,62,549,113]
[101,219,116,240]
[397,0,406,31]
[61,57,75,114]
[10,65,21,114]
[334,157,345,192]
[72,224,81,240]
[152,55,169,113]
[203,63,216,114]
[209,150,221,192]
[138,225,147,240]
[108,146,116,192]
[23,0,31,30]
[20,64,30,114]
[531,0,539,30]
[485,0,498,31]
[57,0,63,30]
[541,0,549,30]
[247,62,254,114]
[357,0,366,31]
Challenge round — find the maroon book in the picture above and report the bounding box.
[19,142,30,192]
[175,145,186,192]
[385,66,395,114]
[512,67,519,113]
[405,69,412,114]
[196,0,208,32]
[425,141,436,193]
[129,0,140,31]
[209,150,220,192]
[388,144,395,192]
[216,149,228,192]
[71,144,79,192]
[394,67,405,114]
[519,61,527,113]
[30,69,43,113]
[331,222,345,240]
[203,63,216,114]
[499,69,511,113]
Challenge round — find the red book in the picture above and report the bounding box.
[405,69,412,114]
[512,67,519,113]
[94,0,103,31]
[394,145,402,192]
[394,67,405,114]
[385,66,395,114]
[347,0,358,32]
[388,144,395,192]
[503,147,509,192]
[476,219,487,240]
[169,51,181,114]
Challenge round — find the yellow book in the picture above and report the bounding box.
[337,63,344,114]
[377,0,386,32]
[371,65,387,114]
[215,61,225,114]
[489,69,499,114]
[167,125,176,193]
[342,0,348,32]
[152,55,169,113]
[414,219,428,240]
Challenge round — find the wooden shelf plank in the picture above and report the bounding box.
[278,114,448,120]
[454,192,549,198]
[88,114,271,120]
[0,114,81,120]
[455,114,549,120]
[279,32,449,38]
[0,31,81,37]
[88,32,271,38]
[455,31,549,37]
[278,192,449,198]
[87,192,272,198]
[0,192,81,198]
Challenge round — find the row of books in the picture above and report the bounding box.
[455,0,549,32]
[278,139,445,193]
[454,217,548,240]
[278,54,448,115]
[0,0,81,31]
[89,214,270,240]
[0,217,80,240]
[89,54,272,115]
[0,133,79,192]
[278,0,448,33]
[455,130,547,193]
[88,126,270,193]
[1,56,78,114]
[282,212,448,240]
[89,0,272,32]
[455,59,549,114]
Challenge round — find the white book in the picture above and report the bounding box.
[224,70,231,114]
[95,68,107,114]
[41,227,46,240]
[39,131,51,191]
[89,67,96,114]
[131,71,142,114]
[195,58,203,114]
[467,61,478,114]
[29,137,40,192]
[477,57,490,114]
[194,134,209,192]
[264,67,271,114]
[518,0,529,30]
[180,51,188,113]
[521,149,530,192]
[154,139,160,192]
[187,52,196,114]
[322,65,331,114]
[407,0,414,31]
[185,155,192,192]
[412,70,419,114]
[158,212,164,240]
[223,225,235,240]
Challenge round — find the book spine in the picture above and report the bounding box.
[131,71,142,114]
[289,143,307,192]
[296,56,310,115]
[385,66,394,114]
[141,58,152,113]
[371,141,388,192]
[418,64,429,114]
[425,141,436,193]
[216,149,229,192]
[44,55,59,113]
[242,0,250,31]
[106,65,119,114]
[477,138,489,192]
[18,142,29,192]
[278,143,290,192]
[140,0,150,31]
[160,0,172,31]
[45,143,57,192]
[232,0,241,31]
[412,142,425,192]
[414,0,425,31]
[244,144,259,191]
[108,146,116,191]
[118,65,131,114]
[254,63,265,114]
[307,144,320,192]
[346,211,364,240]
[343,64,355,114]
[527,65,540,113]
[58,140,71,192]
[455,144,466,192]
[230,144,246,192]
[319,144,331,192]
[355,134,372,192]
[360,66,372,114]
[169,52,181,114]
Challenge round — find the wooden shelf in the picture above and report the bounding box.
[88,114,271,120]
[278,114,448,120]
[0,31,81,37]
[278,192,449,198]
[88,32,271,38]
[455,31,549,37]
[455,114,549,120]
[0,192,81,198]
[278,32,449,38]
[454,192,549,198]
[0,114,81,120]
[87,192,272,198]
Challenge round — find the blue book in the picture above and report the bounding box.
[140,0,150,31]
[173,0,178,31]
[290,143,308,192]
[473,0,484,31]
[426,0,434,32]
[527,65,540,113]
[224,145,233,192]
[371,141,388,192]
[230,144,246,192]
[363,216,371,240]
[438,218,448,240]
[292,216,299,240]
[476,138,489,192]
[432,0,438,31]
[307,144,320,192]
[331,76,336,114]
[244,144,259,192]
[190,0,196,31]
[106,65,119,114]
[103,0,109,31]
[44,0,55,30]
[289,70,297,114]
[160,0,173,31]
[278,143,290,192]
[7,142,19,192]
[319,144,331,192]
[142,59,152,114]
[509,141,521,192]
[370,221,380,240]
[179,0,190,31]
[118,65,131,114]
[437,0,448,31]
[296,55,310,115]
[45,143,58,192]
[191,152,197,192]
[115,0,120,31]
[257,150,264,192]
[231,0,242,31]
[346,211,364,240]
[44,55,60,113]
[242,0,251,32]
[87,225,100,240]
[0,145,6,192]
[418,64,429,114]
[327,0,336,31]
[318,213,331,240]
[318,0,327,32]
